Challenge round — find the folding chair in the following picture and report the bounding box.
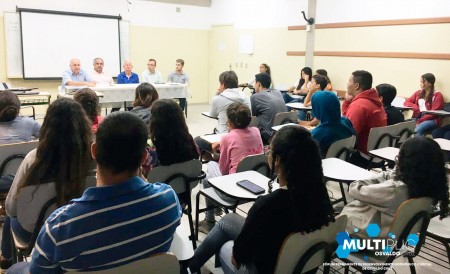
[195,154,269,241]
[325,136,356,206]
[147,159,205,249]
[342,197,433,274]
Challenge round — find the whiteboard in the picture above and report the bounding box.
[3,12,130,79]
[4,12,22,78]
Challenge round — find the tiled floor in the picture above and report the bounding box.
[2,103,448,274]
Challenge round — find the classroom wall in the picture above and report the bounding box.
[313,0,450,99]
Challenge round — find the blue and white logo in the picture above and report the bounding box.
[335,223,419,260]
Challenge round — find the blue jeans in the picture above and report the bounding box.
[415,119,437,136]
[1,217,32,261]
[189,213,246,273]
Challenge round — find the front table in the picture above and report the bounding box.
[63,83,188,108]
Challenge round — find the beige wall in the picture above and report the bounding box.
[208,27,307,100]
[313,23,450,100]
[129,25,210,104]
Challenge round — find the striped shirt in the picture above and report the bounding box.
[30,177,181,273]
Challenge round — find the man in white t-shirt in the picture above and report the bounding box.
[90,58,114,86]
[141,59,162,83]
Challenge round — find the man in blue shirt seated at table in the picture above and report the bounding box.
[117,59,139,84]
[7,112,182,274]
[62,58,95,90]
[114,60,139,111]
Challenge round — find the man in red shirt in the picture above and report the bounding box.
[342,70,387,168]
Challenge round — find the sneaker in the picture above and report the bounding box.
[197,220,216,234]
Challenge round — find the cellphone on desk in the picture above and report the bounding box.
[236,180,265,195]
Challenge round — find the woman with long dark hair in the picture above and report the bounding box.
[149,99,199,166]
[1,98,92,270]
[189,126,335,274]
[342,136,449,237]
[404,73,444,136]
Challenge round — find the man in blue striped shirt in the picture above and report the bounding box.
[9,112,181,273]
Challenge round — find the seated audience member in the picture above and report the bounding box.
[288,66,312,95]
[114,60,139,112]
[147,99,199,172]
[90,57,114,86]
[62,58,95,89]
[0,91,40,144]
[189,126,335,274]
[130,82,159,129]
[342,70,387,168]
[1,98,92,271]
[141,58,162,83]
[341,137,449,238]
[194,71,251,153]
[310,91,356,158]
[315,69,333,91]
[241,63,272,88]
[7,112,181,273]
[73,88,103,134]
[199,103,263,232]
[376,83,405,125]
[404,73,443,136]
[251,73,287,144]
[298,74,329,126]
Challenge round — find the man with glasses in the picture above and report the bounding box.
[141,59,162,83]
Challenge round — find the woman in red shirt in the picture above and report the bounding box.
[404,73,444,136]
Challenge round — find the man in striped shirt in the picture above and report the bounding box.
[9,112,181,273]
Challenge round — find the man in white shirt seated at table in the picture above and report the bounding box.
[90,57,114,86]
[62,58,95,89]
[141,58,162,83]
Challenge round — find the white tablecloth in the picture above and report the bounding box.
[63,83,188,108]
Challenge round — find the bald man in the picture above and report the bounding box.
[117,60,139,84]
[62,58,95,87]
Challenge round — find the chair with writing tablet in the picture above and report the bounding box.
[0,141,39,223]
[195,154,270,240]
[341,197,433,274]
[147,159,205,249]
[274,215,347,274]
[273,111,298,127]
[325,135,357,206]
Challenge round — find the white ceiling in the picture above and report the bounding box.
[142,0,211,7]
